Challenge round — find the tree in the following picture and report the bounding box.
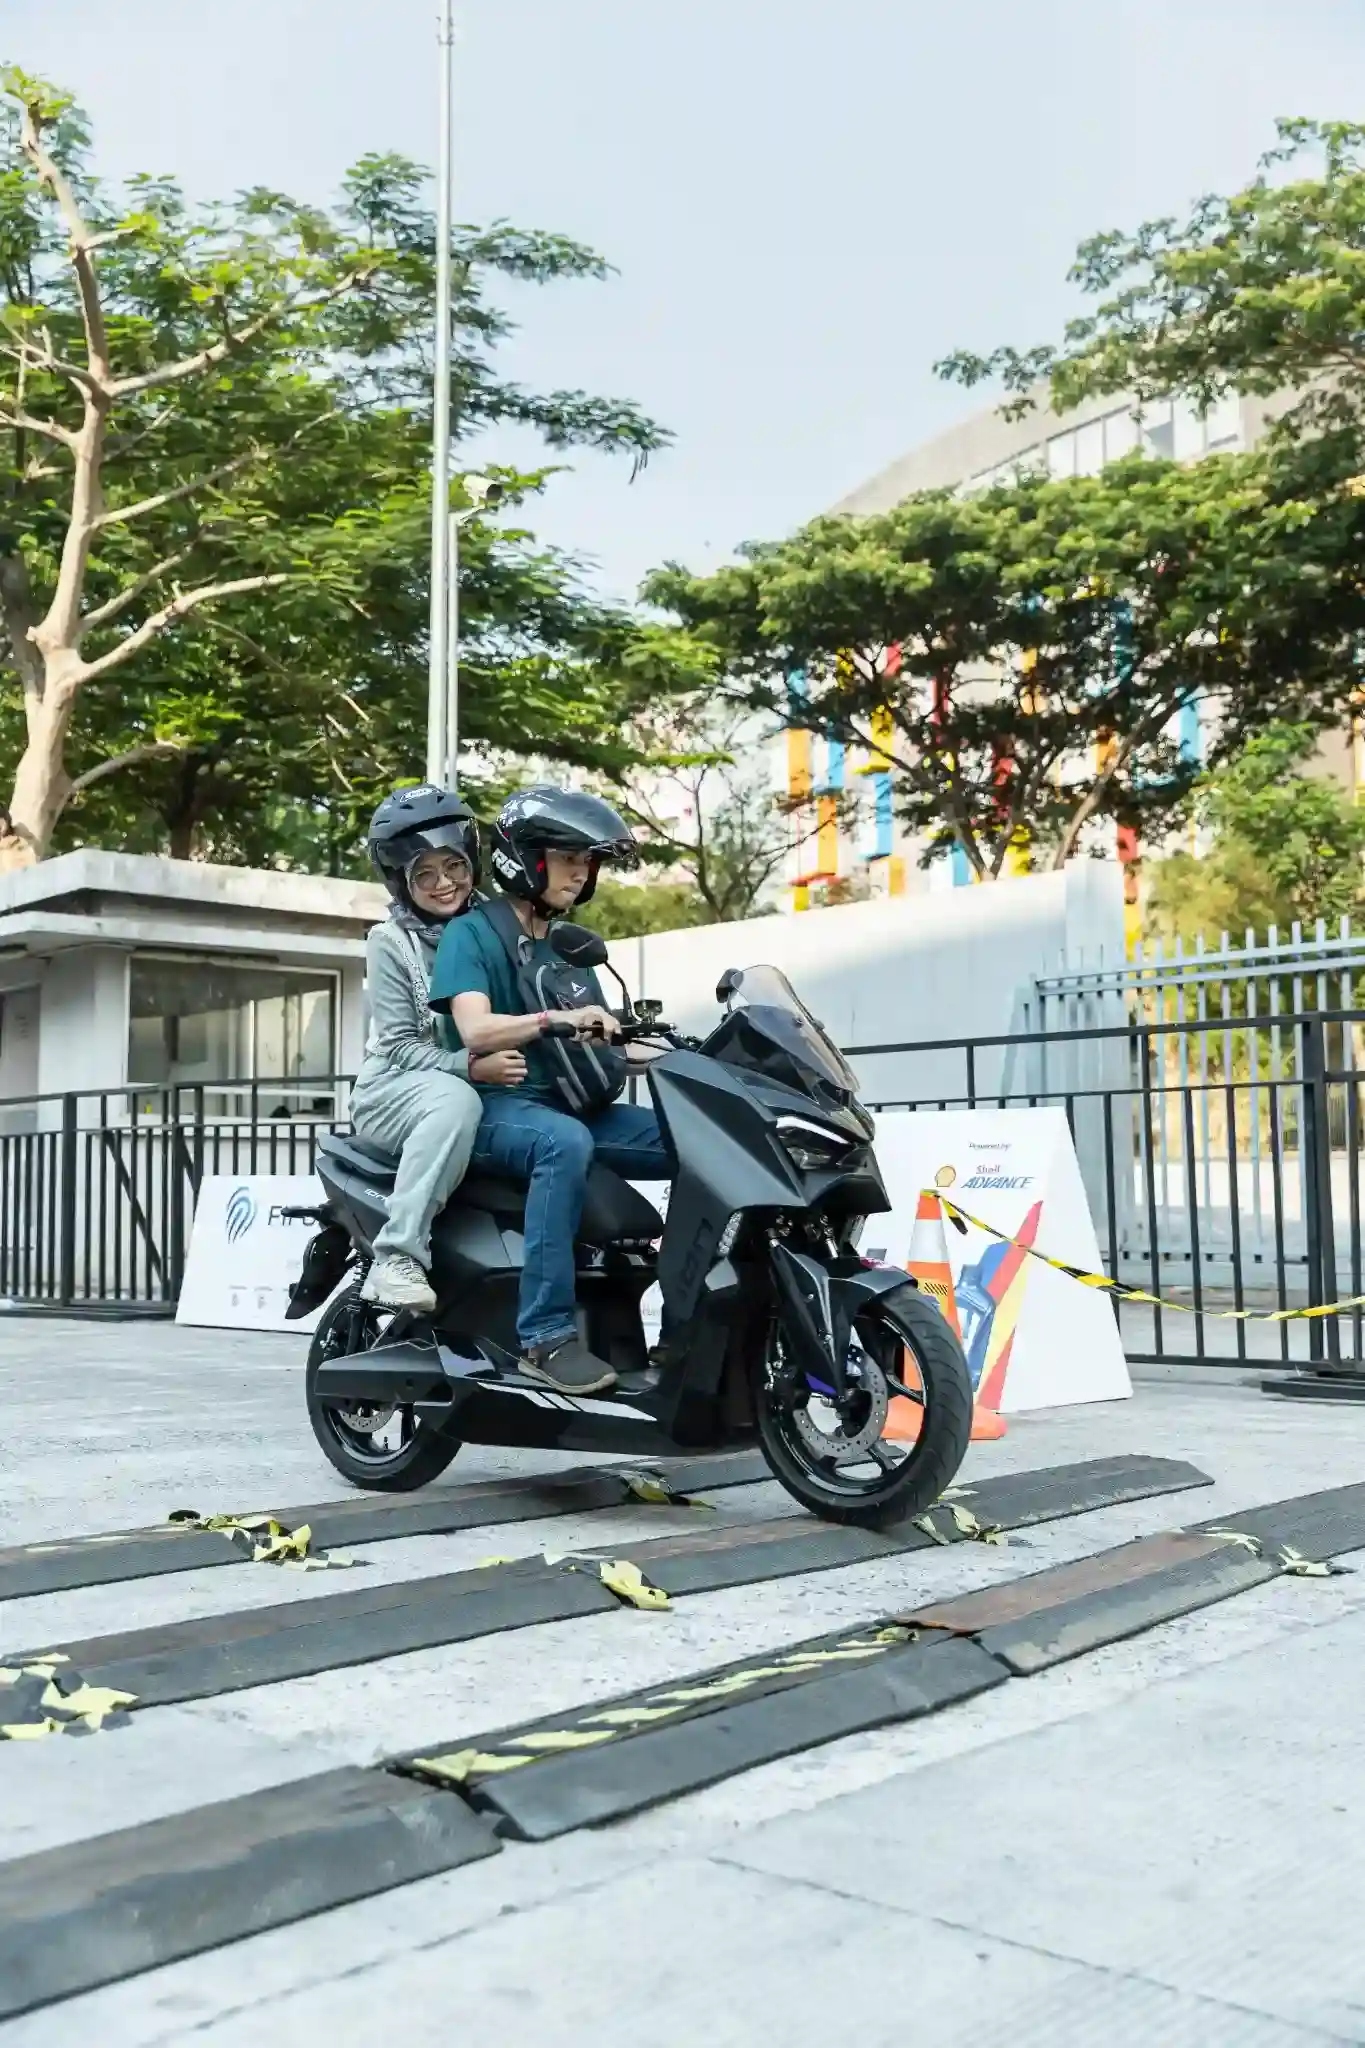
[937,119,1365,443]
[1146,722,1365,940]
[611,698,793,921]
[647,450,1365,879]
[0,68,670,867]
[584,878,711,940]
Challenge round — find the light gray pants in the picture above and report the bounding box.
[349,1066,483,1266]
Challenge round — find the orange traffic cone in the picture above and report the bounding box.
[883,1187,1006,1444]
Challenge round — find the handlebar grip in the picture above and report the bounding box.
[541,1016,578,1039]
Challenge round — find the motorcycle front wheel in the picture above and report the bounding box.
[305,1286,462,1492]
[755,1284,973,1528]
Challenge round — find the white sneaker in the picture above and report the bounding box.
[361,1254,437,1313]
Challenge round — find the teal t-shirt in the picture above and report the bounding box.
[429,906,605,1102]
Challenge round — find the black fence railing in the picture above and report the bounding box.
[850,1006,1365,1375]
[1,1011,1360,1375]
[0,1078,353,1314]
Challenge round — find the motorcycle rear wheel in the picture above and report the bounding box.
[305,1285,462,1492]
[756,1284,973,1528]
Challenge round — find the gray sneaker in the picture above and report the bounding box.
[362,1254,437,1313]
[521,1336,617,1397]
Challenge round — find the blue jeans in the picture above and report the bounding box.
[469,1093,670,1350]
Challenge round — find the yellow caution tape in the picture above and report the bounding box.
[596,1559,670,1611]
[405,1622,923,1789]
[935,1192,1365,1325]
[942,1502,1006,1545]
[167,1510,354,1570]
[0,1663,138,1739]
[512,1729,617,1753]
[44,1683,137,1718]
[544,1551,671,1611]
[618,1468,716,1513]
[1207,1527,1261,1554]
[910,1503,1003,1547]
[1209,1527,1342,1577]
[410,1749,534,1785]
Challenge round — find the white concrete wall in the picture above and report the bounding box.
[0,983,41,1122]
[617,859,1125,1104]
[36,947,131,1121]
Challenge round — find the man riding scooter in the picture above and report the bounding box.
[428,787,670,1398]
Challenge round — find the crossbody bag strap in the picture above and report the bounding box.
[477,896,533,974]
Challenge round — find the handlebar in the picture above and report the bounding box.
[541,1013,696,1050]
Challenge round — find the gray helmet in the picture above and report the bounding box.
[367,785,481,907]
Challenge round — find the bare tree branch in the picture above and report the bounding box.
[90,451,258,530]
[78,544,198,636]
[0,403,78,448]
[17,101,112,379]
[110,273,373,400]
[68,739,184,798]
[0,333,99,396]
[78,572,293,685]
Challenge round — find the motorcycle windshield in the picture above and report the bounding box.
[722,965,862,1096]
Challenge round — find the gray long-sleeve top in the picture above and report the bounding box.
[356,916,471,1083]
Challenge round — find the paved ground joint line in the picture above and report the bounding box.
[704,1852,1347,2042]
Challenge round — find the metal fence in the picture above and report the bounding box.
[851,1005,1365,1375]
[1,1000,1360,1379]
[0,1080,352,1314]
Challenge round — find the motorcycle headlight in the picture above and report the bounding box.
[775,1115,857,1173]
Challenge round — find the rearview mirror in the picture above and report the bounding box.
[551,923,608,969]
[716,967,741,1005]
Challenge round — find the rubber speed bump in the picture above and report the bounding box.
[0,1768,499,2023]
[6,1456,1212,1714]
[398,1624,1007,1840]
[0,1451,768,1604]
[905,1531,1277,1674]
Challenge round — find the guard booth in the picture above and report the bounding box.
[0,852,384,1308]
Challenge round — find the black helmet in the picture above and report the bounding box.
[367,785,481,906]
[489,786,637,907]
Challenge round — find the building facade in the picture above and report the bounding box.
[776,385,1303,925]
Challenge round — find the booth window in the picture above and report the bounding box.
[128,959,337,1116]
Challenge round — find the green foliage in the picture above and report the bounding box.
[1147,723,1365,940]
[0,69,679,861]
[647,449,1365,878]
[937,119,1365,442]
[581,879,713,940]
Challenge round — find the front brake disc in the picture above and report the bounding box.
[791,1354,889,1459]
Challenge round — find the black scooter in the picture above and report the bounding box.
[289,942,974,1526]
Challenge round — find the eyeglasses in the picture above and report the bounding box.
[410,856,472,889]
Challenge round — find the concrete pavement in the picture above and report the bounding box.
[2,1320,1364,2045]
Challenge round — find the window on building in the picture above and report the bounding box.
[1047,431,1077,479]
[1202,392,1242,450]
[1172,398,1204,461]
[1104,409,1140,461]
[1074,419,1105,476]
[1139,401,1175,459]
[128,959,338,1117]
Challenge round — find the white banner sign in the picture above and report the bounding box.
[870,1107,1130,1412]
[176,1174,329,1334]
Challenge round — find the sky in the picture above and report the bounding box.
[11,0,1365,604]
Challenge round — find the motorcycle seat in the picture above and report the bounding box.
[318,1133,664,1243]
